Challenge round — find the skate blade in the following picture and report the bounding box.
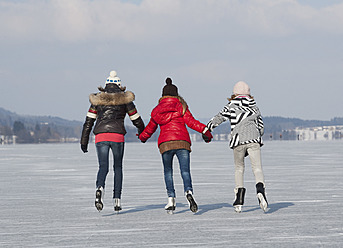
[114,206,122,212]
[95,190,103,212]
[95,202,103,212]
[234,205,242,213]
[257,193,268,212]
[165,206,175,214]
[165,205,176,210]
[186,194,198,213]
[166,210,174,215]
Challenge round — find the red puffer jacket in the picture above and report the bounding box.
[139,96,206,146]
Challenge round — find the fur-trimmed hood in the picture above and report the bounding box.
[89,91,135,106]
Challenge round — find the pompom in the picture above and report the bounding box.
[109,71,117,77]
[166,77,172,85]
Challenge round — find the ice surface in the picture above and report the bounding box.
[0,141,342,247]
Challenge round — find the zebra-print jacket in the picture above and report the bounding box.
[207,96,264,149]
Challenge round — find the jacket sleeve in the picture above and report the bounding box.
[207,104,232,132]
[126,102,145,135]
[139,118,158,142]
[80,105,97,145]
[183,108,206,133]
[257,115,264,136]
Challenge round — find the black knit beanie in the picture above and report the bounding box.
[162,78,178,96]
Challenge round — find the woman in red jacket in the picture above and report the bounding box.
[139,78,212,213]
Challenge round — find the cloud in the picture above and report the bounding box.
[177,59,246,85]
[1,0,342,121]
[1,0,343,44]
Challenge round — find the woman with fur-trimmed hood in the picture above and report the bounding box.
[139,78,212,214]
[80,71,145,213]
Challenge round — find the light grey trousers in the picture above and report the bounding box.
[233,143,265,189]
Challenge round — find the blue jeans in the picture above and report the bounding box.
[161,149,192,197]
[95,141,124,199]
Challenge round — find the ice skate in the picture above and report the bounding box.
[234,205,242,213]
[233,187,246,213]
[95,186,104,212]
[185,190,198,213]
[113,198,122,213]
[165,197,176,214]
[256,182,268,212]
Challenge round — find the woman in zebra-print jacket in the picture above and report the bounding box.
[205,81,268,213]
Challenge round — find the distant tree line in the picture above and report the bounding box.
[1,107,343,143]
[0,107,82,144]
[262,116,343,140]
[188,116,343,141]
[0,120,82,144]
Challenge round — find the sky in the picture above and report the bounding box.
[1,0,343,122]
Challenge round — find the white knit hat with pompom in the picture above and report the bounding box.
[105,71,121,86]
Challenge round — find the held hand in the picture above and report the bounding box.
[138,133,147,143]
[81,144,88,153]
[202,129,213,143]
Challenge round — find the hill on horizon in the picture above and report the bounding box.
[2,107,342,127]
[1,107,343,143]
[0,107,82,128]
[0,107,82,143]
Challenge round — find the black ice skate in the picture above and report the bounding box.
[256,182,268,212]
[95,186,104,212]
[165,197,176,214]
[233,187,246,213]
[113,198,122,213]
[185,190,198,213]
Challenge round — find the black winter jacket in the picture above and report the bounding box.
[80,84,145,145]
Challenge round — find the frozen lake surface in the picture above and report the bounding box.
[1,140,342,247]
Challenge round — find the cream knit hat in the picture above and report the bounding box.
[105,71,121,86]
[233,81,250,95]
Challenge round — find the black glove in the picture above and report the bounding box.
[81,144,88,153]
[202,129,213,143]
[202,133,210,143]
